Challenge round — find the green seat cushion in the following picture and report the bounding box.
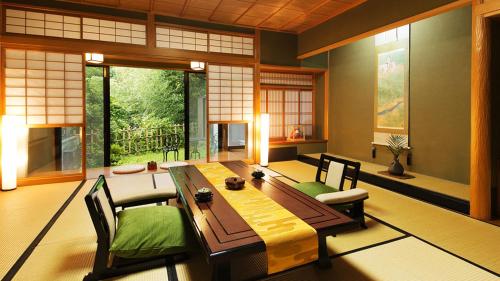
[110,206,192,259]
[293,182,338,198]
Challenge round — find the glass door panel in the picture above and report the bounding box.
[85,66,105,168]
[187,72,206,161]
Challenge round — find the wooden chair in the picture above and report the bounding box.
[294,154,369,228]
[84,176,191,280]
[163,134,181,161]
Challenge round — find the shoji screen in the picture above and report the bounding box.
[300,91,313,136]
[4,49,83,125]
[209,34,254,56]
[267,90,284,138]
[208,65,253,122]
[5,9,81,39]
[284,90,299,135]
[260,72,313,86]
[82,18,146,45]
[156,27,208,51]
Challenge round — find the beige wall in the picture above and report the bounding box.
[328,6,471,184]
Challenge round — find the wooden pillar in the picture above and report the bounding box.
[470,0,492,220]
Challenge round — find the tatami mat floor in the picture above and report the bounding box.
[1,161,499,280]
[0,181,81,279]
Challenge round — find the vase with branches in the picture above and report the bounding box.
[386,134,407,175]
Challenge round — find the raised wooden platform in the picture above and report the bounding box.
[298,153,470,214]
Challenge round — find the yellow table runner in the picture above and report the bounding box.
[196,162,318,274]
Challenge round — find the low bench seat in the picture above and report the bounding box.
[106,173,177,208]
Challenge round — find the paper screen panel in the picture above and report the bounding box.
[268,90,284,138]
[300,91,313,136]
[6,9,81,39]
[260,72,313,86]
[156,27,208,52]
[4,49,83,125]
[209,34,254,56]
[83,18,146,45]
[208,65,254,122]
[284,90,299,136]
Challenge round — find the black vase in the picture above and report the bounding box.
[388,156,404,176]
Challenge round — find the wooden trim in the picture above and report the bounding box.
[270,139,327,145]
[323,66,329,141]
[155,21,255,38]
[470,0,492,220]
[147,12,156,48]
[260,64,326,74]
[3,3,147,25]
[17,173,84,186]
[81,53,87,178]
[260,84,312,90]
[474,0,500,17]
[297,0,472,59]
[1,34,256,65]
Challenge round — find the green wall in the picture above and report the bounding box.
[328,6,471,184]
[298,0,463,56]
[260,31,299,66]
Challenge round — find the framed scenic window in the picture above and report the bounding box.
[373,25,410,146]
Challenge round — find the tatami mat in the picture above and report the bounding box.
[267,237,498,281]
[106,267,169,281]
[268,160,500,274]
[0,181,81,278]
[12,180,96,281]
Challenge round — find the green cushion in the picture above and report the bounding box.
[293,182,338,198]
[110,206,192,259]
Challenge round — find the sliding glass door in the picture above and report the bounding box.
[186,72,206,161]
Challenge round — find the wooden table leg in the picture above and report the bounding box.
[212,260,231,281]
[317,234,332,269]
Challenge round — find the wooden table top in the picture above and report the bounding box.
[169,161,354,262]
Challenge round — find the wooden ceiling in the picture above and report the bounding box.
[57,0,366,33]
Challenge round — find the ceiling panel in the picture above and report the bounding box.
[56,0,366,33]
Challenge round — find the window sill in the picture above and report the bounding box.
[270,139,327,145]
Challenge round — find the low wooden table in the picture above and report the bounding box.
[169,161,355,281]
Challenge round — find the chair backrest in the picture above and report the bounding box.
[165,134,180,149]
[85,175,117,248]
[315,154,361,191]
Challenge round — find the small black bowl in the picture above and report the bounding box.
[251,170,265,179]
[195,187,213,202]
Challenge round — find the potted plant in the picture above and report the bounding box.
[386,134,407,176]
